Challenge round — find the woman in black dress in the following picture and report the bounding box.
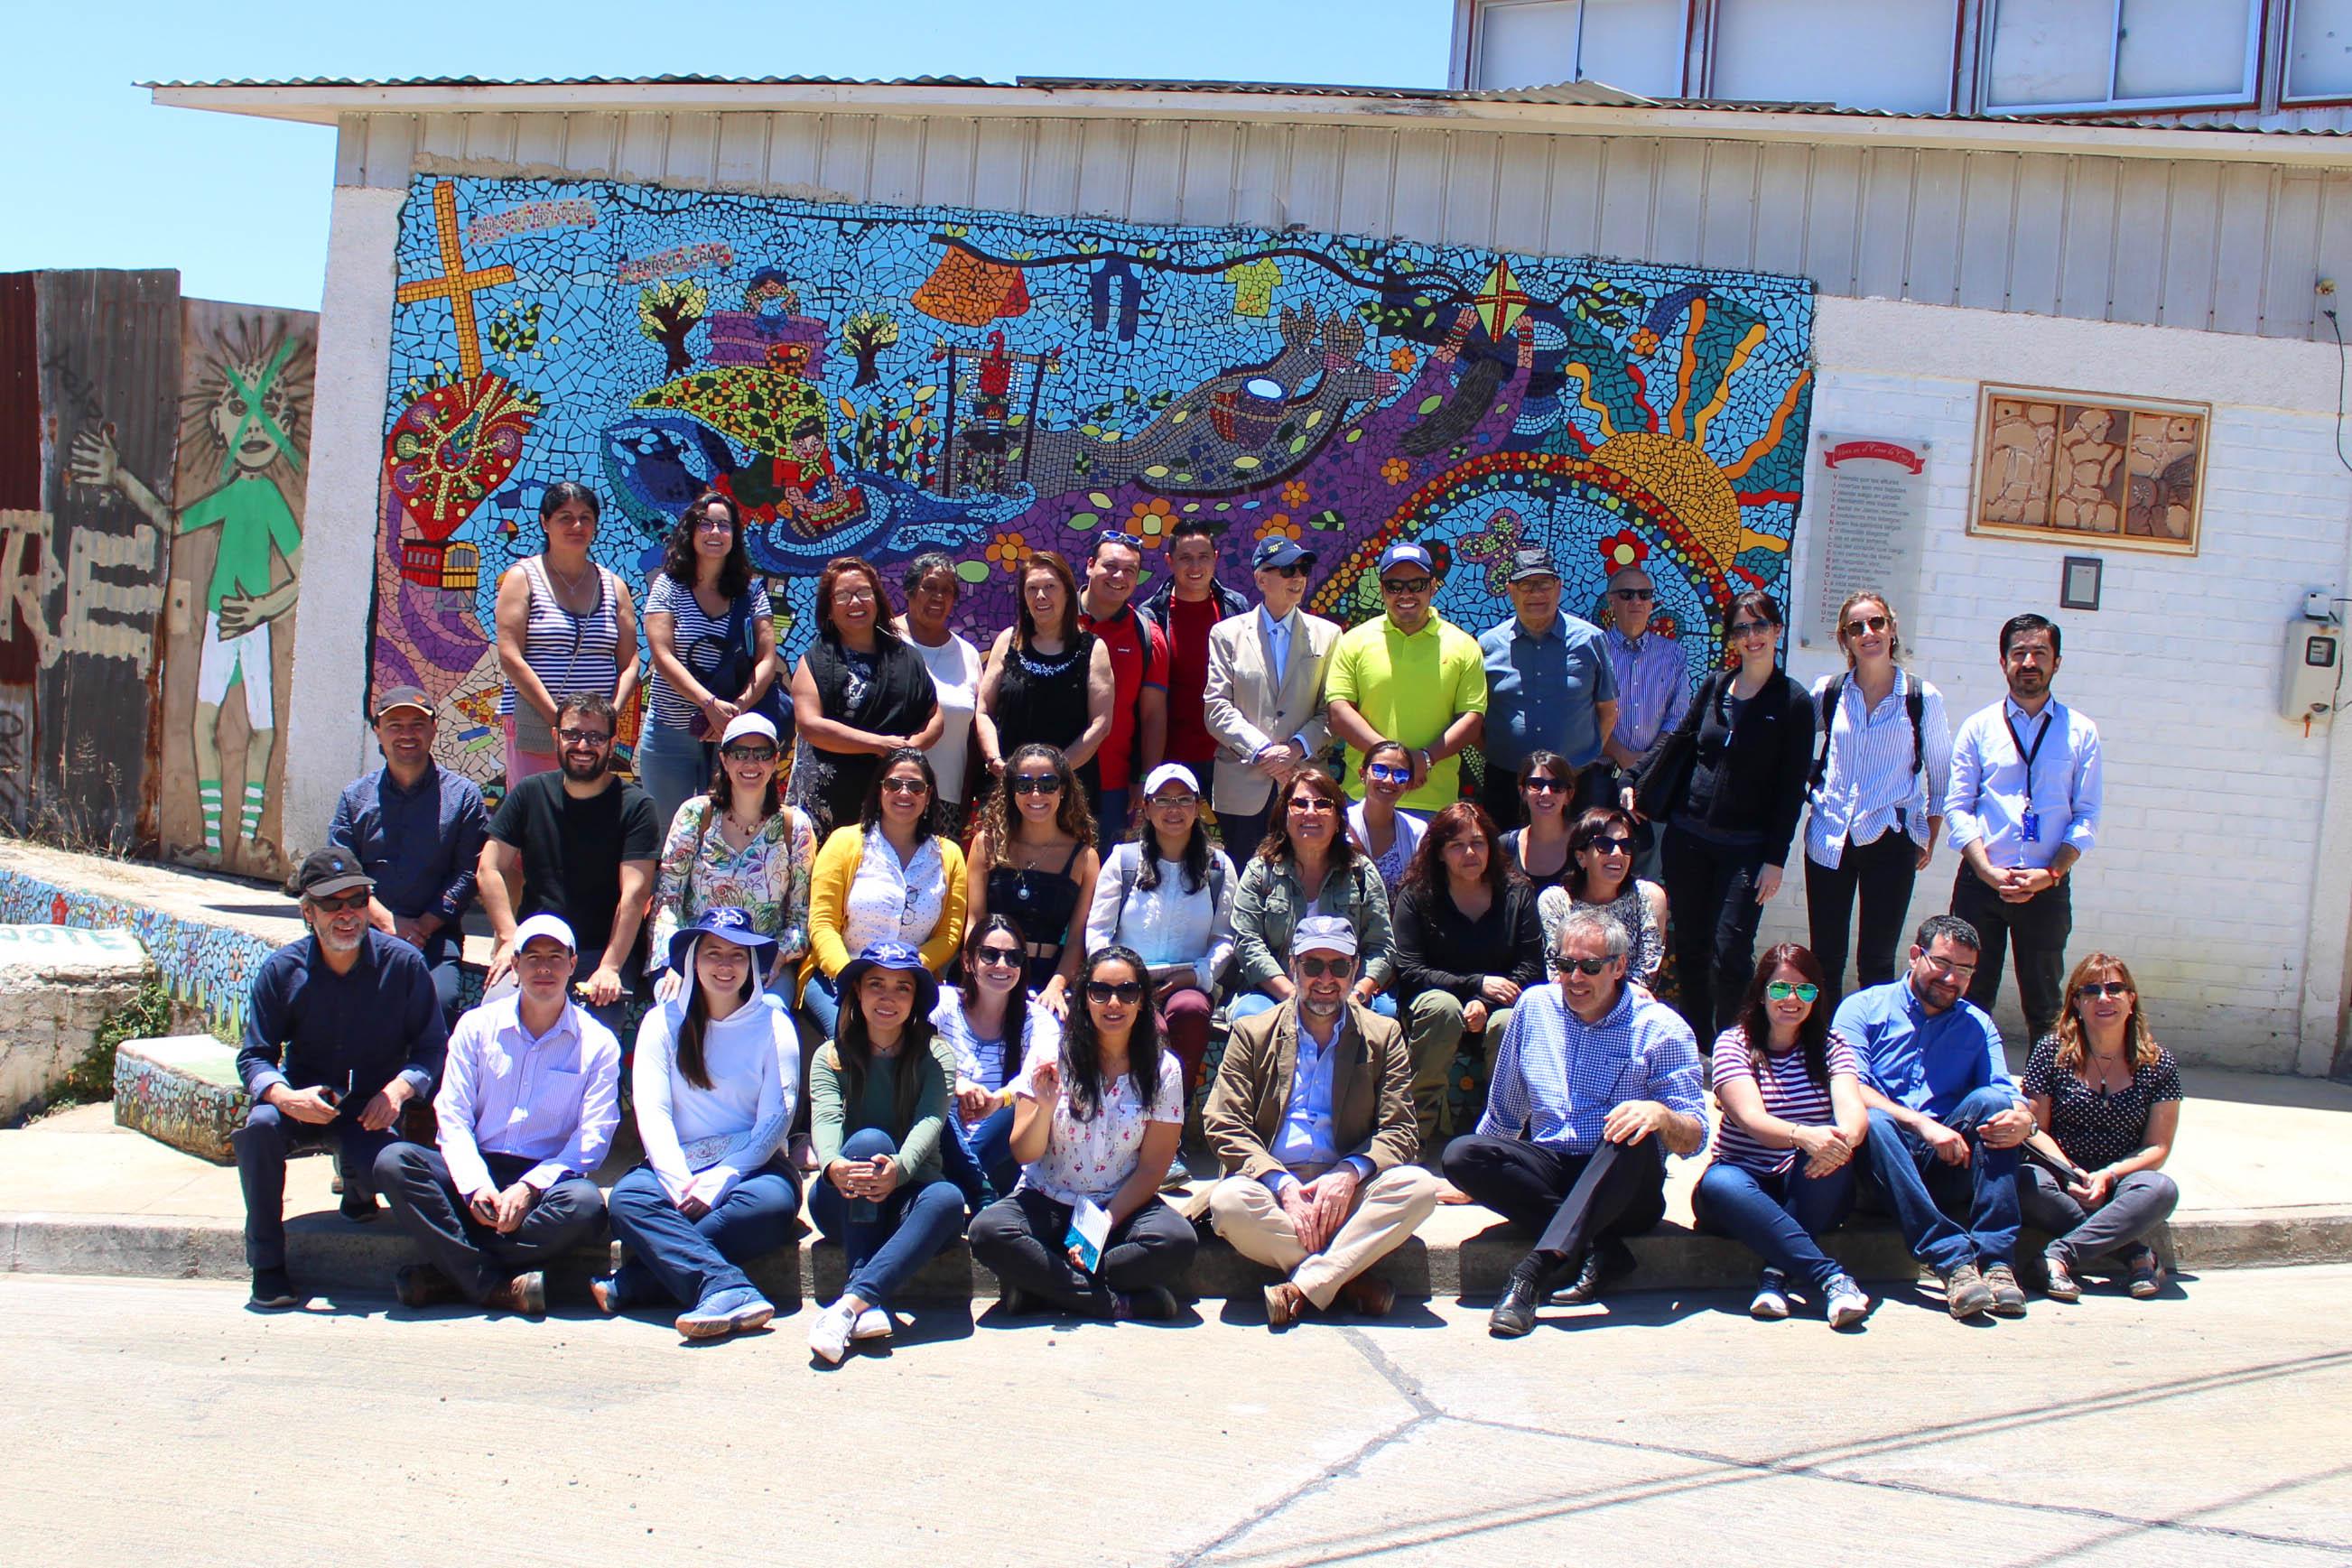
[789,556,943,837]
[964,743,1101,1020]
[973,552,1114,800]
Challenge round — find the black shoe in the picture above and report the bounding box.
[992,1283,1033,1318]
[1546,1242,1630,1306]
[340,1189,382,1223]
[249,1268,300,1310]
[1489,1265,1546,1338]
[1114,1285,1180,1322]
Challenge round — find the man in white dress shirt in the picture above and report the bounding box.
[1203,535,1341,860]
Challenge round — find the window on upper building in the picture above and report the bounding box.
[1984,0,2261,112]
[2288,0,2352,101]
[1707,0,1959,113]
[1469,0,1689,98]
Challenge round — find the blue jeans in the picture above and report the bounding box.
[635,721,712,831]
[1095,788,1130,845]
[608,1158,803,1310]
[1230,990,1396,1024]
[1692,1158,1856,1294]
[808,1127,969,1309]
[943,1104,1017,1209]
[802,970,843,1039]
[1861,1086,2023,1274]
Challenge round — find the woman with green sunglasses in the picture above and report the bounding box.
[1692,942,1873,1328]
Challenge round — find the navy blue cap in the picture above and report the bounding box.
[836,940,940,1019]
[665,905,778,977]
[1251,535,1314,571]
[1376,541,1436,577]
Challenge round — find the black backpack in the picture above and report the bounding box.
[1808,671,1924,793]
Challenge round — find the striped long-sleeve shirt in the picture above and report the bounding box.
[1604,626,1691,756]
[1803,669,1953,868]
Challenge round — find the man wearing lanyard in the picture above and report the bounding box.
[1944,615,2103,1047]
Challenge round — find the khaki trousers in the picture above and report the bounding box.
[1208,1164,1442,1310]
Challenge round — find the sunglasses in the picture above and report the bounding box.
[1844,614,1891,637]
[307,890,370,914]
[1765,980,1820,1003]
[1271,562,1312,579]
[1085,979,1146,1005]
[1583,835,1634,855]
[1522,776,1567,794]
[1296,955,1354,979]
[1363,763,1411,784]
[557,728,613,747]
[693,515,735,533]
[879,777,930,796]
[720,746,776,763]
[1610,587,1656,602]
[1728,620,1775,638]
[2076,980,2132,1000]
[1380,576,1432,596]
[972,946,1024,970]
[1011,775,1063,795]
[1552,955,1614,976]
[1287,796,1338,813]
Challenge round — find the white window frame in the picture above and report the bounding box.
[1978,0,2264,114]
[1464,0,1695,97]
[2282,0,2352,105]
[1698,0,1964,114]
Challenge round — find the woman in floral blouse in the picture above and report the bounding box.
[648,713,817,1003]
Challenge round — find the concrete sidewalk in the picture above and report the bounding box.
[6,1060,2350,1303]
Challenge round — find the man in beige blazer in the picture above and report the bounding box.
[1205,915,1441,1328]
[1202,535,1342,859]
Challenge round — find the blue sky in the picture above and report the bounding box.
[5,2,1451,311]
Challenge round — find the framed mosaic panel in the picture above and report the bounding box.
[1968,384,2208,555]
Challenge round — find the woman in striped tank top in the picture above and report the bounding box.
[495,482,641,784]
[1693,942,1874,1328]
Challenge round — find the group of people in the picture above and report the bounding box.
[228,481,2172,1351]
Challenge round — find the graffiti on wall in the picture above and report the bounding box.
[375,176,1817,793]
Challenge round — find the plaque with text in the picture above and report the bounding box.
[1799,433,1928,648]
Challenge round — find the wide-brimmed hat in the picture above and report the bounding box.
[835,940,940,1020]
[665,905,777,978]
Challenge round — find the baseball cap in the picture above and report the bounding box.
[1292,914,1359,958]
[512,914,577,954]
[1142,763,1201,799]
[1507,548,1561,584]
[291,847,372,900]
[720,712,778,747]
[1251,535,1314,571]
[373,686,432,721]
[1376,542,1436,578]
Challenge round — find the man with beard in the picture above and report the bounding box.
[1946,614,2103,1049]
[477,694,663,1034]
[1836,914,2035,1321]
[235,847,449,1309]
[1204,916,1437,1329]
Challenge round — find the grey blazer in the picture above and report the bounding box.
[1202,607,1341,814]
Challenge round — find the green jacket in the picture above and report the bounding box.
[1231,853,1394,992]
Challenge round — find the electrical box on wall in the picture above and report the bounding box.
[2282,620,2341,721]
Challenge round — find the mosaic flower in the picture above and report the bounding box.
[1597,529,1650,574]
[1389,346,1417,375]
[1455,507,1528,594]
[1280,480,1310,509]
[986,532,1034,573]
[1255,514,1303,543]
[1123,496,1174,549]
[1381,457,1410,486]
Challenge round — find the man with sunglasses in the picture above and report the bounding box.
[1325,541,1488,818]
[477,693,664,1034]
[1447,906,1706,1337]
[1835,913,2035,1320]
[1596,564,1688,879]
[235,847,450,1309]
[1204,916,1439,1328]
[1477,548,1616,830]
[1204,534,1342,858]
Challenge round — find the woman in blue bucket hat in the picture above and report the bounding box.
[600,906,801,1341]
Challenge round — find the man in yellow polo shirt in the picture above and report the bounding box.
[1325,542,1489,816]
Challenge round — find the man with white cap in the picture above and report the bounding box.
[235,847,450,1310]
[373,914,621,1315]
[1325,540,1488,818]
[328,684,489,1026]
[1204,914,1438,1328]
[1204,534,1341,858]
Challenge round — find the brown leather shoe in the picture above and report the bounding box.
[483,1271,546,1317]
[1335,1274,1396,1319]
[393,1264,461,1309]
[1263,1280,1309,1330]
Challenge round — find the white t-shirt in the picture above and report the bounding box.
[1012,1035,1185,1206]
[907,630,983,803]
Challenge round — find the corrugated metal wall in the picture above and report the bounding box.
[339,108,2352,343]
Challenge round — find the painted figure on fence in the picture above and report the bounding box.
[377,177,1817,799]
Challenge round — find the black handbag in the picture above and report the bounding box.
[1632,673,1715,822]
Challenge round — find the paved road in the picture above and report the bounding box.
[6,1267,2350,1566]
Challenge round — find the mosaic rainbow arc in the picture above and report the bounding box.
[376,175,1816,794]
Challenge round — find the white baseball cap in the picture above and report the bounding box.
[1142,763,1201,798]
[512,914,577,954]
[720,712,778,747]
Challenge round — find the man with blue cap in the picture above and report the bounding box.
[1324,540,1488,817]
[1203,533,1342,858]
[374,914,621,1315]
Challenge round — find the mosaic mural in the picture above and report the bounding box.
[375,175,1817,795]
[0,864,280,1037]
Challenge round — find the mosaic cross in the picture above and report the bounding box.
[394,181,516,382]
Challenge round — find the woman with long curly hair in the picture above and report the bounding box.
[965,742,1100,1017]
[1692,943,1872,1328]
[1537,806,1669,984]
[637,490,780,824]
[2020,952,2183,1302]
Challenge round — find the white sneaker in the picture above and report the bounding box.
[851,1305,893,1341]
[808,1300,856,1365]
[1749,1267,1791,1320]
[1825,1272,1872,1329]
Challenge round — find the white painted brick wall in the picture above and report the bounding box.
[1759,300,2352,1072]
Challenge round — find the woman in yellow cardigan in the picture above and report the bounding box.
[801,748,969,1041]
